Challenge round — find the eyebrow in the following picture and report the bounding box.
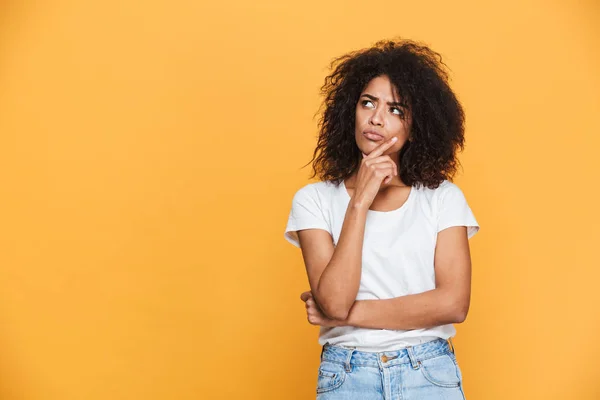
[361,93,407,108]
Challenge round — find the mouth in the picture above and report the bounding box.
[363,131,384,141]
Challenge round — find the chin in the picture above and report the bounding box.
[358,136,380,147]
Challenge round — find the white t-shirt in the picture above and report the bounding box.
[284,179,480,352]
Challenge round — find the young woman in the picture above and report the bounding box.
[284,38,479,399]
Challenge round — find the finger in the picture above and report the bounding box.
[363,157,398,174]
[300,291,311,302]
[367,161,398,179]
[364,137,397,159]
[377,167,396,184]
[364,155,394,164]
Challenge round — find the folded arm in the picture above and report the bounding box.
[304,226,472,329]
[348,226,471,329]
[298,201,369,321]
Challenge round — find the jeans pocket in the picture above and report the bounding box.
[316,361,346,394]
[419,353,462,388]
[449,352,464,382]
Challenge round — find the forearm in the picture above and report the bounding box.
[316,201,368,320]
[343,288,465,330]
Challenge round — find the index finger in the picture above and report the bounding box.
[364,137,397,159]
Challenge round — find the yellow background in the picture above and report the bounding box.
[1,0,598,399]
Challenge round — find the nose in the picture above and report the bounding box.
[369,105,384,126]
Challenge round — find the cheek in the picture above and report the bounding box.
[355,111,365,126]
[385,139,408,154]
[390,117,410,132]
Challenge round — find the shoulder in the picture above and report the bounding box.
[411,180,471,216]
[412,179,461,201]
[427,180,475,217]
[288,181,339,215]
[437,180,464,197]
[420,180,465,199]
[427,180,479,237]
[291,180,338,203]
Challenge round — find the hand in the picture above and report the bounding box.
[300,291,343,327]
[352,136,399,209]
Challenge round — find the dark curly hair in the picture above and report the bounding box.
[305,37,466,190]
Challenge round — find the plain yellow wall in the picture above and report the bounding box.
[0,0,598,399]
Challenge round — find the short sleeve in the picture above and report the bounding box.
[284,184,331,248]
[437,182,480,239]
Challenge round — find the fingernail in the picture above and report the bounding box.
[391,137,397,142]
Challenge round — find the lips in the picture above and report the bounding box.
[363,130,384,141]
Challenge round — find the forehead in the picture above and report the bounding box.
[361,75,400,99]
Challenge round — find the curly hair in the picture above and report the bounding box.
[305,37,466,190]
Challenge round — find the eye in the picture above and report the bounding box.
[361,100,374,108]
[391,107,405,117]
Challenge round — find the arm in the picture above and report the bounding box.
[298,199,369,321]
[340,225,472,329]
[294,138,399,321]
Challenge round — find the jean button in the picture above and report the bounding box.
[381,355,388,362]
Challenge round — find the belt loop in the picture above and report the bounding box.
[406,346,420,369]
[344,347,355,373]
[321,342,331,360]
[447,338,455,354]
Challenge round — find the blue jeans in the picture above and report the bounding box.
[316,338,466,399]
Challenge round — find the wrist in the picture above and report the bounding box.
[344,301,362,327]
[348,198,370,212]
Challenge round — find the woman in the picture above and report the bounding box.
[284,38,479,399]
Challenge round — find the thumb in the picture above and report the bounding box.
[300,291,312,302]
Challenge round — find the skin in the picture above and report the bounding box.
[301,224,472,330]
[298,137,400,321]
[345,75,413,212]
[298,75,473,330]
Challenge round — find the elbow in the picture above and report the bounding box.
[328,307,351,321]
[319,299,352,321]
[453,308,468,323]
[451,301,470,324]
[315,283,355,321]
[441,287,470,324]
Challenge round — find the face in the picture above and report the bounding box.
[354,75,411,157]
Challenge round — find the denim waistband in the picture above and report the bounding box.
[320,338,455,371]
